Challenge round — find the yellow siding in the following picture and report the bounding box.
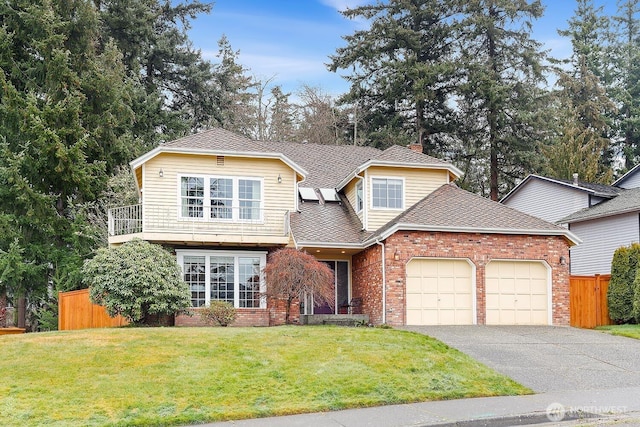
[141,153,296,242]
[366,166,449,231]
[343,178,363,223]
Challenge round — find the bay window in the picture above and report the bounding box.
[177,250,267,309]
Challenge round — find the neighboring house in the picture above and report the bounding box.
[500,174,621,224]
[109,128,578,327]
[559,188,640,275]
[501,170,640,275]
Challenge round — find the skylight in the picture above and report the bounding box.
[319,188,340,202]
[299,187,319,201]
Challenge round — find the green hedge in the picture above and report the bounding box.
[608,243,640,323]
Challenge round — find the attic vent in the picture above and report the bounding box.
[217,156,224,166]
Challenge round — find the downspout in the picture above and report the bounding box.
[375,239,386,324]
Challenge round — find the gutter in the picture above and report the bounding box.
[375,239,386,325]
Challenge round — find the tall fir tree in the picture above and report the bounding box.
[611,0,640,170]
[212,35,257,137]
[96,0,216,149]
[556,0,616,176]
[329,0,463,152]
[0,0,135,326]
[457,0,550,200]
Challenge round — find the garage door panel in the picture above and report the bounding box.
[517,294,532,309]
[486,261,549,325]
[405,259,474,326]
[499,278,516,293]
[406,309,422,325]
[455,294,472,308]
[530,280,547,294]
[406,277,422,293]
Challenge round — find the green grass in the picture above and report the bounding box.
[597,324,640,339]
[0,326,530,426]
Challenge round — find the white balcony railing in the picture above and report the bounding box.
[108,204,290,238]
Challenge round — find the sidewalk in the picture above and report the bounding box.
[200,386,640,426]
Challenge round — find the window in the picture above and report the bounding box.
[210,178,233,219]
[181,177,204,218]
[183,256,206,307]
[177,250,267,309]
[355,180,363,213]
[179,175,262,221]
[372,178,403,209]
[239,179,261,220]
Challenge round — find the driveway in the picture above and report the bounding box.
[402,325,640,393]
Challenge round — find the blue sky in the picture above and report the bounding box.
[187,0,617,97]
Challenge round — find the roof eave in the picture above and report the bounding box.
[500,174,607,203]
[366,223,581,246]
[337,161,461,191]
[129,146,308,178]
[561,207,640,225]
[294,241,365,249]
[613,163,640,187]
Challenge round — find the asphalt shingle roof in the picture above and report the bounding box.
[163,128,256,151]
[560,187,640,223]
[375,145,448,165]
[289,195,369,245]
[375,184,567,238]
[261,141,380,188]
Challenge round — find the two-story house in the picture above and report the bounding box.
[109,128,578,326]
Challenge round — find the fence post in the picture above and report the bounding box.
[594,274,601,326]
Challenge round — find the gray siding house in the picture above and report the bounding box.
[502,171,640,275]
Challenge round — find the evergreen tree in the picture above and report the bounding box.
[212,35,257,137]
[557,0,616,176]
[457,0,550,200]
[96,0,216,148]
[544,61,615,183]
[611,0,640,170]
[328,0,462,152]
[265,86,297,142]
[0,0,135,326]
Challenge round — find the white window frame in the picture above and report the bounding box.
[355,180,364,213]
[176,249,267,309]
[177,174,264,222]
[370,176,405,210]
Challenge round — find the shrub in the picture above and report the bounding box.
[82,239,191,326]
[199,301,237,326]
[608,243,640,323]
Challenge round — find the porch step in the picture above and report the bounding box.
[300,314,369,326]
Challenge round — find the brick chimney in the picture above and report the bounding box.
[408,143,423,153]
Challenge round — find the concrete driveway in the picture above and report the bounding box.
[402,325,640,393]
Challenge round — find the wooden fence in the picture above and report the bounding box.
[58,289,128,330]
[570,274,613,329]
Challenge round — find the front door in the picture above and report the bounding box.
[312,260,349,314]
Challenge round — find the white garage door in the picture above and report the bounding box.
[406,258,474,325]
[486,261,550,325]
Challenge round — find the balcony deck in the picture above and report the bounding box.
[108,204,291,246]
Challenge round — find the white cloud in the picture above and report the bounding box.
[318,0,369,12]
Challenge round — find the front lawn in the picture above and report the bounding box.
[0,326,529,426]
[598,324,640,339]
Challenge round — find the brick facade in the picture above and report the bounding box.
[175,298,300,327]
[352,231,571,326]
